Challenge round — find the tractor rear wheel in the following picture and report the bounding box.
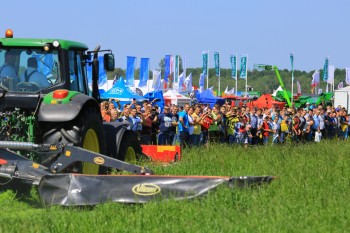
[117,130,143,162]
[42,107,106,174]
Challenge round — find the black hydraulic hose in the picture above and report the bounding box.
[0,141,37,151]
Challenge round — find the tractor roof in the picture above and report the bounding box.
[0,38,88,50]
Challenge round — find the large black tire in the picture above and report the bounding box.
[103,123,143,163]
[118,130,143,162]
[41,107,106,174]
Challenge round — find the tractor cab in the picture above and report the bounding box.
[0,29,114,101]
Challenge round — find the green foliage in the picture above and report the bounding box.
[1,140,350,232]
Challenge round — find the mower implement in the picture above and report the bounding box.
[0,141,275,206]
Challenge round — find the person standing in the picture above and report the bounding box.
[158,106,173,145]
[169,105,179,145]
[178,103,190,149]
[191,105,204,146]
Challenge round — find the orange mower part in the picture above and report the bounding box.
[141,145,181,163]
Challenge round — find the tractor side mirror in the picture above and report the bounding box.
[104,53,115,71]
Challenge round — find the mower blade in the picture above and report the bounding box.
[38,174,275,206]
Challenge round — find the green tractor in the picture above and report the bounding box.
[0,29,141,175]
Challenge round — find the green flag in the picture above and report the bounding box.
[230,54,237,79]
[202,51,208,76]
[240,55,247,79]
[214,52,220,77]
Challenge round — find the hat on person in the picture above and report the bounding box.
[306,102,310,105]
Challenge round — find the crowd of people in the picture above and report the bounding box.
[100,98,350,149]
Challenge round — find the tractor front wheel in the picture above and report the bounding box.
[42,107,106,174]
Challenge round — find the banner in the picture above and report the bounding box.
[138,58,149,87]
[323,57,328,82]
[164,55,171,84]
[152,70,161,91]
[346,68,350,85]
[174,55,179,83]
[202,51,208,75]
[184,73,192,92]
[199,73,205,89]
[126,56,136,86]
[327,65,334,84]
[230,54,237,79]
[214,52,220,76]
[240,55,247,78]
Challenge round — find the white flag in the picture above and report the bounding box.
[346,68,350,85]
[224,86,229,94]
[178,72,185,91]
[199,73,205,89]
[311,70,320,87]
[327,65,335,84]
[209,86,214,92]
[152,70,161,91]
[184,73,192,92]
[297,81,302,94]
[228,87,235,95]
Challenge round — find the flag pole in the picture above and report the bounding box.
[235,53,238,96]
[245,55,248,97]
[290,52,294,106]
[207,50,209,89]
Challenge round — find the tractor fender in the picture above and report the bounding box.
[38,94,100,122]
[103,122,130,158]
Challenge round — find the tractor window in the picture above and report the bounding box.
[0,48,60,92]
[68,51,86,93]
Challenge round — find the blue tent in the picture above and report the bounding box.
[101,78,145,106]
[196,89,224,107]
[143,91,165,111]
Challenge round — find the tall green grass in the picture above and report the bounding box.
[1,140,349,233]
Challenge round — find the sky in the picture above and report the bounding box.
[1,0,350,72]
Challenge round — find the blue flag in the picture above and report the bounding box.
[164,55,171,83]
[139,58,149,87]
[126,56,136,86]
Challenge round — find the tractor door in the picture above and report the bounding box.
[68,50,89,95]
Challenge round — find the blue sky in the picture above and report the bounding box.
[1,0,349,71]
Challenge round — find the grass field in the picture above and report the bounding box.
[1,140,350,233]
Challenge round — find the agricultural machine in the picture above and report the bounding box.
[253,64,292,107]
[0,30,274,206]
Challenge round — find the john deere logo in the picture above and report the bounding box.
[93,157,105,165]
[132,183,161,196]
[110,87,123,95]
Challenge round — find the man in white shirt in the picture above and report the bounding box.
[20,57,50,88]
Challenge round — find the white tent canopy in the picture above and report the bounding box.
[163,90,191,106]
